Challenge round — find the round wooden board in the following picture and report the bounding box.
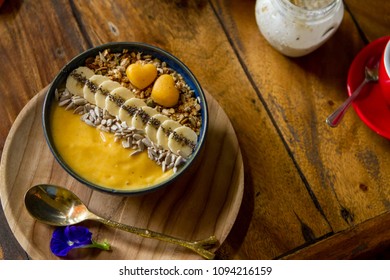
[0,87,244,260]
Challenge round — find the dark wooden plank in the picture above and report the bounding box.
[345,0,390,43]
[211,0,390,240]
[283,210,390,259]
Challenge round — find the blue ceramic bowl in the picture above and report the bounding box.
[42,42,208,195]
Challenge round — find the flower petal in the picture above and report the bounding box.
[65,225,92,245]
[50,226,93,257]
[50,227,74,257]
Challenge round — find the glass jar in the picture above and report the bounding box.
[255,0,344,57]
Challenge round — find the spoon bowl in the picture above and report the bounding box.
[25,184,218,259]
[25,184,94,226]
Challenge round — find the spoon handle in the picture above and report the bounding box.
[93,216,218,259]
[326,78,368,127]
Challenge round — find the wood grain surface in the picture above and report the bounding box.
[0,0,389,260]
[0,87,243,259]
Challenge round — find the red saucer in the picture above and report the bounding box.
[348,36,390,139]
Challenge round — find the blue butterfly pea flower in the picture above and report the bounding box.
[50,225,110,257]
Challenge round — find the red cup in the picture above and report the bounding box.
[379,40,390,105]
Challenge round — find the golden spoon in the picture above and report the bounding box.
[24,184,218,259]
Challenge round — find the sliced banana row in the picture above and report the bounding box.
[66,67,198,158]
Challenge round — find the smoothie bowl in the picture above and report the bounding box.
[43,42,208,195]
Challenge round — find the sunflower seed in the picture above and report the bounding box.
[73,97,86,106]
[111,124,118,131]
[147,149,154,160]
[84,119,95,127]
[73,106,84,114]
[130,149,142,156]
[58,98,71,107]
[171,153,176,164]
[164,154,171,166]
[65,102,75,111]
[174,156,182,167]
[138,140,145,151]
[122,139,130,148]
[133,133,143,141]
[167,162,174,170]
[162,161,166,173]
[142,137,152,148]
[151,148,159,158]
[89,109,96,120]
[94,106,101,118]
[59,94,70,102]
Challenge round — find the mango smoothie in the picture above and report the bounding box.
[50,105,173,191]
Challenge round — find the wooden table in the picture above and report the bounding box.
[0,0,389,260]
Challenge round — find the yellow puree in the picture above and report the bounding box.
[50,105,173,191]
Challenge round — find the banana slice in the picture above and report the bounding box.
[83,75,110,105]
[96,80,121,109]
[145,114,169,145]
[118,98,147,127]
[168,126,198,158]
[111,86,134,100]
[132,106,158,130]
[156,119,181,151]
[66,66,94,97]
[105,87,134,117]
